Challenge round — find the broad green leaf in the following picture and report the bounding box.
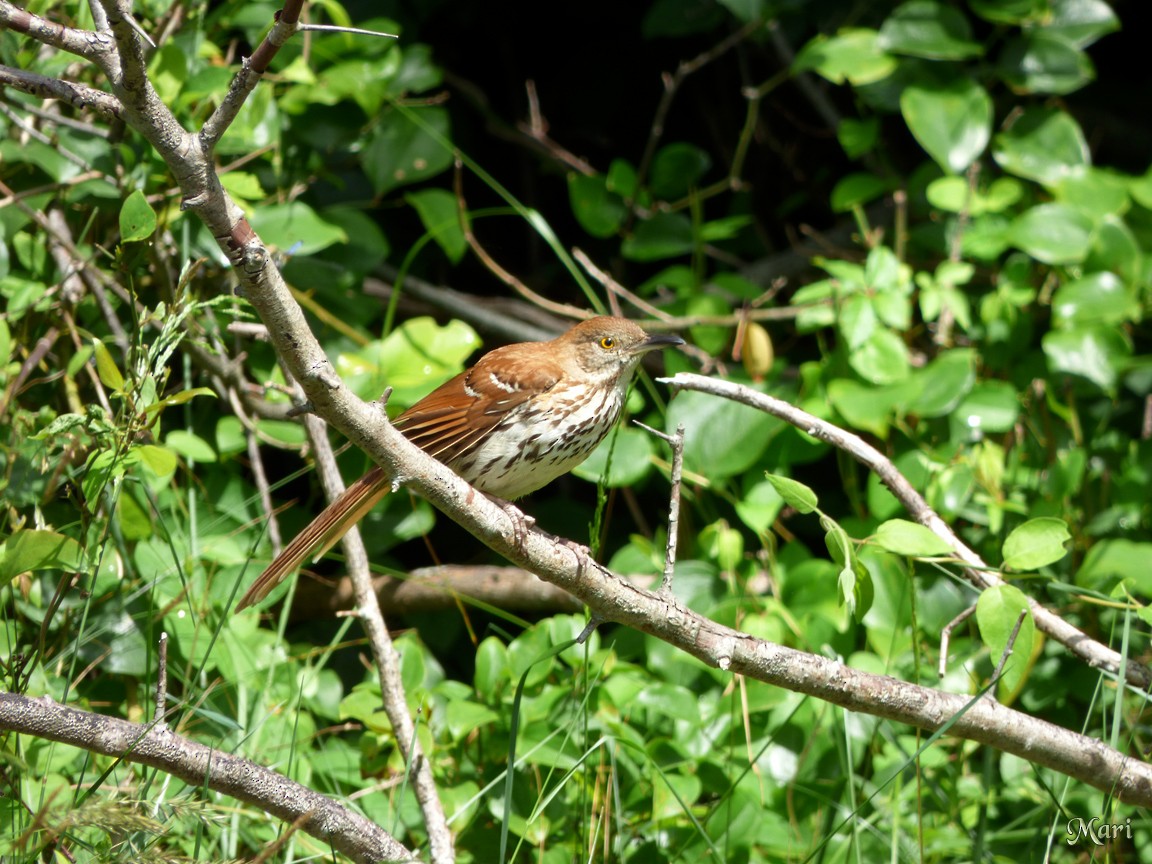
[0,529,85,586]
[992,107,1090,186]
[1052,272,1136,328]
[622,212,694,261]
[926,176,1023,214]
[831,173,890,212]
[1042,325,1131,392]
[1077,539,1152,592]
[908,348,975,417]
[92,339,125,393]
[837,117,880,158]
[969,0,1043,24]
[119,190,157,242]
[474,636,508,694]
[250,202,347,256]
[999,32,1094,95]
[666,386,781,479]
[826,378,900,437]
[874,520,953,556]
[849,328,910,385]
[407,188,466,262]
[900,78,991,173]
[1043,0,1119,48]
[793,29,897,86]
[1053,168,1130,220]
[878,0,983,60]
[137,442,180,475]
[339,316,481,406]
[953,381,1020,434]
[975,584,1035,701]
[734,478,785,535]
[364,105,453,197]
[163,431,216,464]
[766,473,818,514]
[650,142,711,199]
[1009,203,1092,265]
[1002,518,1071,570]
[568,173,626,238]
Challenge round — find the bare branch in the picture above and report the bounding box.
[0,692,415,864]
[658,371,1152,691]
[0,65,123,121]
[0,2,111,60]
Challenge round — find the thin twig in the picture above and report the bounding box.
[985,610,1029,702]
[635,422,686,595]
[154,632,168,727]
[939,605,975,679]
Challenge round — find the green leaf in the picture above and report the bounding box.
[137,442,180,475]
[1077,539,1152,592]
[1042,325,1131,393]
[908,348,975,417]
[119,189,157,242]
[793,29,897,86]
[766,473,818,514]
[975,584,1035,700]
[926,176,1023,214]
[1053,167,1130,220]
[900,78,991,173]
[1009,203,1093,265]
[665,386,780,479]
[163,431,216,464]
[830,173,890,212]
[1043,0,1120,49]
[250,202,348,256]
[837,117,880,158]
[1052,271,1136,328]
[992,107,1090,186]
[406,188,466,262]
[364,105,453,196]
[969,0,1044,24]
[874,519,953,556]
[849,328,910,385]
[474,636,508,694]
[650,142,711,199]
[92,339,125,393]
[143,386,216,418]
[953,381,1020,434]
[339,316,481,406]
[1002,517,1071,571]
[568,173,626,238]
[878,0,983,60]
[622,213,694,261]
[0,529,85,587]
[999,32,1094,95]
[734,478,785,535]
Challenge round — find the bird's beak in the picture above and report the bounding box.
[636,332,686,353]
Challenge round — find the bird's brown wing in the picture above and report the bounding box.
[392,345,562,466]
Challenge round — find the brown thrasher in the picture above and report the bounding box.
[236,316,684,611]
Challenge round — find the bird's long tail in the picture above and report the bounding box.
[235,466,391,611]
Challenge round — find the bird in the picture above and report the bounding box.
[236,316,684,611]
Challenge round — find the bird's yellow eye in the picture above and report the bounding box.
[599,336,616,349]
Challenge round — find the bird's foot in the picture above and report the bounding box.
[484,494,536,549]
